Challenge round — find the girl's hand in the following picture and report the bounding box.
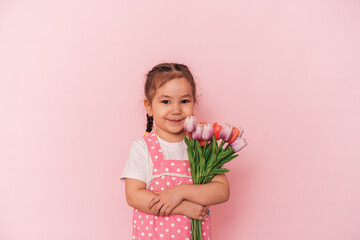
[178,200,208,221]
[148,186,184,216]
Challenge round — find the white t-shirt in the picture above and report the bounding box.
[120,134,189,189]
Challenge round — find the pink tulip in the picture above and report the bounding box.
[226,127,240,144]
[192,124,203,140]
[184,116,196,133]
[230,137,247,152]
[202,124,214,141]
[219,123,233,141]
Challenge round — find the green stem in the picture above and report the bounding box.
[191,219,203,240]
[217,140,226,154]
[225,143,231,150]
[201,141,208,182]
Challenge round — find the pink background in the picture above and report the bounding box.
[1,0,360,239]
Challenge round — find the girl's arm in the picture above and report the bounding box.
[125,178,208,220]
[181,173,230,205]
[148,173,229,215]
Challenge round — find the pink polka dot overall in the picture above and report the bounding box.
[132,131,211,239]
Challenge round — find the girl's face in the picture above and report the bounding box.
[145,77,195,142]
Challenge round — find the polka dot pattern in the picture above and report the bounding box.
[132,131,211,239]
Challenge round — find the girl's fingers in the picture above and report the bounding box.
[160,206,167,216]
[148,197,160,209]
[153,190,163,195]
[154,202,164,215]
[164,206,173,216]
[158,204,167,216]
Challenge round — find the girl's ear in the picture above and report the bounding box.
[144,99,152,116]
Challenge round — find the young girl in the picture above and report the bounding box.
[121,63,230,239]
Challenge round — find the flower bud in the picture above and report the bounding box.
[184,116,196,133]
[213,122,222,140]
[192,124,203,140]
[230,137,247,152]
[219,123,233,141]
[198,139,206,146]
[202,124,214,141]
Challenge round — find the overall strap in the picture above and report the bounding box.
[143,131,164,163]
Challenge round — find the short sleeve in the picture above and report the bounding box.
[120,139,149,184]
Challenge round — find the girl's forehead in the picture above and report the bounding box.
[155,77,193,97]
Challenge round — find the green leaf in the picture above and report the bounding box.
[204,174,215,184]
[220,154,238,165]
[184,135,194,148]
[211,168,230,174]
[194,146,200,184]
[211,136,218,156]
[195,140,206,176]
[215,149,235,166]
[184,136,190,146]
[218,148,234,158]
[208,137,219,166]
[204,142,211,161]
[187,148,196,180]
[212,136,218,150]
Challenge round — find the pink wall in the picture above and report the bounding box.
[1,0,360,239]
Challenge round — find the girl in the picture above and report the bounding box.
[121,63,230,239]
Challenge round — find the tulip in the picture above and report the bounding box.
[226,127,240,144]
[230,137,247,152]
[202,124,214,141]
[192,124,203,140]
[213,122,222,140]
[219,123,233,141]
[184,116,196,133]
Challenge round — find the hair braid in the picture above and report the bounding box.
[146,114,154,133]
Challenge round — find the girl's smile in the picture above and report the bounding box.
[145,77,195,142]
[167,118,184,123]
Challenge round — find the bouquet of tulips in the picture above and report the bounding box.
[183,116,247,240]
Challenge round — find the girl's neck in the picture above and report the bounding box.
[155,129,186,143]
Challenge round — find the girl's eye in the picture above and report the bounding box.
[161,100,170,104]
[181,100,190,104]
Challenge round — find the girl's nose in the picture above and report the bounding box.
[172,103,182,114]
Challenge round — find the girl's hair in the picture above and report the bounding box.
[144,62,197,133]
